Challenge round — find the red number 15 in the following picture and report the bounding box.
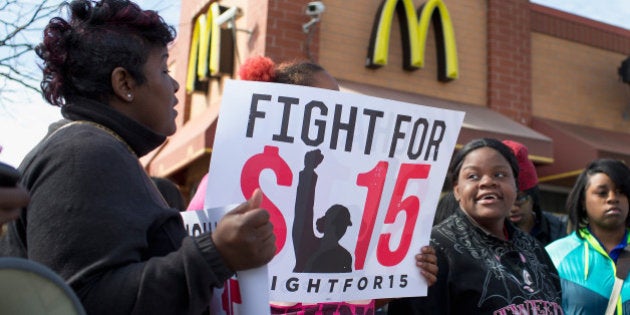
[355,162,431,270]
[240,146,431,270]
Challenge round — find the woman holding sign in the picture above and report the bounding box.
[0,1,276,314]
[388,138,563,314]
[187,56,438,314]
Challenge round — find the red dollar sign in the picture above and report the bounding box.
[241,145,293,254]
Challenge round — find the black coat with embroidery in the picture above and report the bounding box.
[388,209,564,315]
[0,98,233,315]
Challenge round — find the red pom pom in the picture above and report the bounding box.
[238,56,276,82]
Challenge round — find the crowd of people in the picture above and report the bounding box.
[1,0,630,314]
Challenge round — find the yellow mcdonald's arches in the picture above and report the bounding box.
[418,0,458,81]
[185,15,201,93]
[368,0,421,69]
[208,3,222,77]
[186,2,222,93]
[366,0,459,82]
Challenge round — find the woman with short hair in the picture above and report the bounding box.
[546,158,630,314]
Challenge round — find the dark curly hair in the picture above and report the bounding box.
[567,158,630,235]
[37,0,176,106]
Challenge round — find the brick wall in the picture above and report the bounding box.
[266,0,320,62]
[319,0,488,108]
[530,4,630,133]
[487,0,532,125]
[531,4,630,55]
[171,0,208,125]
[159,0,630,185]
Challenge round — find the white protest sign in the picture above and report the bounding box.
[180,207,268,315]
[202,79,463,305]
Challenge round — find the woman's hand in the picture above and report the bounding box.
[416,245,438,286]
[212,189,276,271]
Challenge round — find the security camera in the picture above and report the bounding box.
[305,1,325,17]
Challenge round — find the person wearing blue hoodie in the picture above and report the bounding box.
[546,159,630,314]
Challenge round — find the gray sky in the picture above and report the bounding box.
[0,0,628,167]
[531,0,630,30]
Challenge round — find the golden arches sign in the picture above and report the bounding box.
[366,0,459,82]
[186,2,222,93]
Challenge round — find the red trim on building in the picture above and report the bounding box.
[531,3,630,54]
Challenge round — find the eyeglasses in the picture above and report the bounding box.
[515,194,530,206]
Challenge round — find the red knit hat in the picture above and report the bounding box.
[502,140,538,191]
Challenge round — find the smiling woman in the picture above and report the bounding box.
[388,138,563,315]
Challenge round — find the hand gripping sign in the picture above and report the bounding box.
[181,80,464,314]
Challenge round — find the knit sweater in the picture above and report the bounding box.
[0,98,233,315]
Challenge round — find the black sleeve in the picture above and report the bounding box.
[16,127,233,315]
[543,212,568,242]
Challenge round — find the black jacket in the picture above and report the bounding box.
[388,209,563,315]
[0,98,233,315]
[531,211,567,246]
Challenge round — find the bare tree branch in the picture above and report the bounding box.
[0,0,61,103]
[0,44,35,64]
[0,71,40,93]
[1,1,58,44]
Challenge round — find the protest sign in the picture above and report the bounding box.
[181,206,267,315]
[186,79,464,310]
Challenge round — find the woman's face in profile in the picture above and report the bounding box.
[130,46,180,136]
[453,147,517,230]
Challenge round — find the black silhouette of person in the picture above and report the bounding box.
[293,149,353,273]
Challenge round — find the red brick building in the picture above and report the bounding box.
[142,0,630,213]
